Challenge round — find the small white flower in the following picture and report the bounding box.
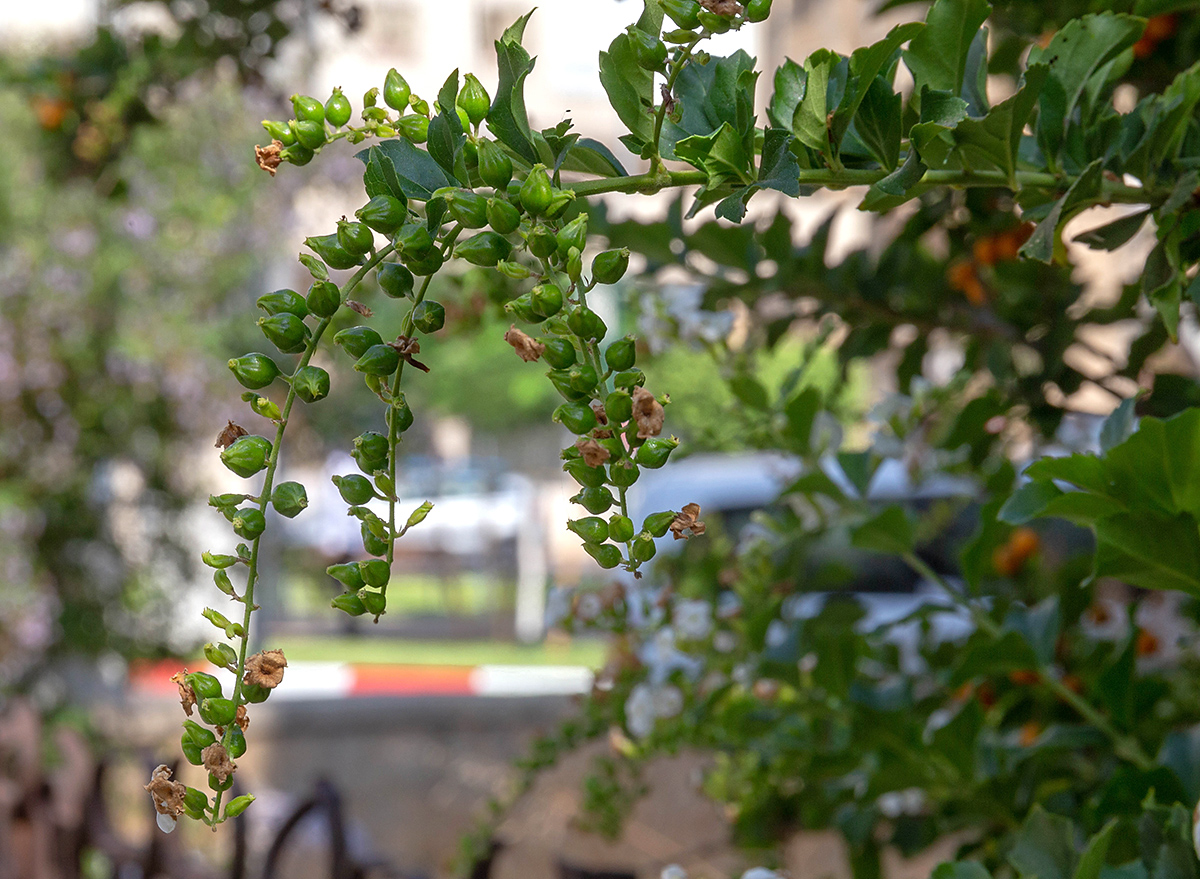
[653,684,684,718]
[765,619,789,648]
[625,683,657,738]
[877,788,926,818]
[1080,596,1129,642]
[675,599,713,640]
[156,811,178,834]
[661,866,688,879]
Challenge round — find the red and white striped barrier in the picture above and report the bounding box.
[130,659,593,700]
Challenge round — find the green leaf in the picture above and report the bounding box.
[903,0,990,98]
[1019,160,1103,263]
[560,138,628,177]
[427,73,466,181]
[488,13,539,164]
[951,63,1049,185]
[758,129,801,196]
[862,149,927,210]
[837,450,876,497]
[354,140,453,201]
[1100,395,1140,453]
[729,374,770,410]
[932,863,993,879]
[600,31,657,146]
[830,21,924,152]
[1073,208,1152,251]
[909,88,970,169]
[1004,599,1060,665]
[1091,512,1200,594]
[950,630,1040,686]
[792,49,838,156]
[851,505,914,555]
[1028,14,1145,166]
[675,122,756,189]
[1074,821,1117,879]
[784,387,821,451]
[930,698,982,780]
[1008,807,1078,879]
[999,480,1066,525]
[854,76,902,170]
[768,58,807,130]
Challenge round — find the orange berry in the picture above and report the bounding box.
[1018,721,1041,747]
[1008,528,1041,565]
[1009,669,1040,686]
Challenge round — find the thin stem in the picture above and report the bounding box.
[649,34,706,164]
[900,552,1156,772]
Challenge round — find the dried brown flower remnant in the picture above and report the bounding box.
[235,704,250,731]
[631,387,664,438]
[170,670,196,717]
[244,648,287,689]
[202,743,237,784]
[255,140,283,177]
[145,764,187,816]
[591,402,612,438]
[504,325,544,362]
[575,438,611,467]
[347,300,373,317]
[215,421,248,449]
[389,335,431,372]
[669,503,706,541]
[700,0,742,14]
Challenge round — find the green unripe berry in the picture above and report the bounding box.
[554,401,598,435]
[543,189,575,220]
[404,247,444,276]
[628,27,668,71]
[547,368,587,400]
[631,532,657,563]
[334,472,374,504]
[188,672,223,700]
[556,215,588,259]
[477,140,514,190]
[397,115,429,143]
[604,336,637,371]
[359,589,387,616]
[412,300,446,334]
[568,517,609,544]
[232,508,267,540]
[463,139,479,169]
[281,143,314,166]
[505,293,540,324]
[328,562,367,590]
[604,389,634,424]
[397,223,435,258]
[614,368,647,389]
[291,94,325,124]
[293,119,326,150]
[567,363,598,394]
[609,514,635,543]
[527,226,558,259]
[592,248,630,284]
[609,458,640,488]
[567,307,607,341]
[359,559,391,588]
[334,326,384,359]
[228,353,281,390]
[257,289,309,319]
[262,119,296,145]
[354,344,401,376]
[223,794,255,819]
[697,9,731,31]
[258,313,311,353]
[566,248,583,284]
[362,522,388,556]
[356,194,408,235]
[584,543,623,569]
[643,510,678,538]
[377,263,415,299]
[457,73,490,126]
[573,486,616,515]
[324,87,352,127]
[306,281,341,318]
[745,0,772,22]
[337,219,375,255]
[661,0,702,29]
[224,727,248,759]
[272,481,308,518]
[444,189,490,228]
[456,230,512,266]
[221,435,272,478]
[355,431,389,464]
[243,683,270,703]
[531,283,564,318]
[305,233,361,270]
[384,69,411,111]
[635,436,679,469]
[292,366,330,403]
[519,165,554,217]
[389,394,415,432]
[204,642,239,669]
[540,338,577,370]
[486,198,521,235]
[564,457,607,488]
[198,697,238,729]
[332,593,367,616]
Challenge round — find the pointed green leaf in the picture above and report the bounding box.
[792,49,838,155]
[851,505,914,555]
[488,13,539,163]
[355,140,453,201]
[1019,160,1103,263]
[600,32,657,145]
[903,0,990,98]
